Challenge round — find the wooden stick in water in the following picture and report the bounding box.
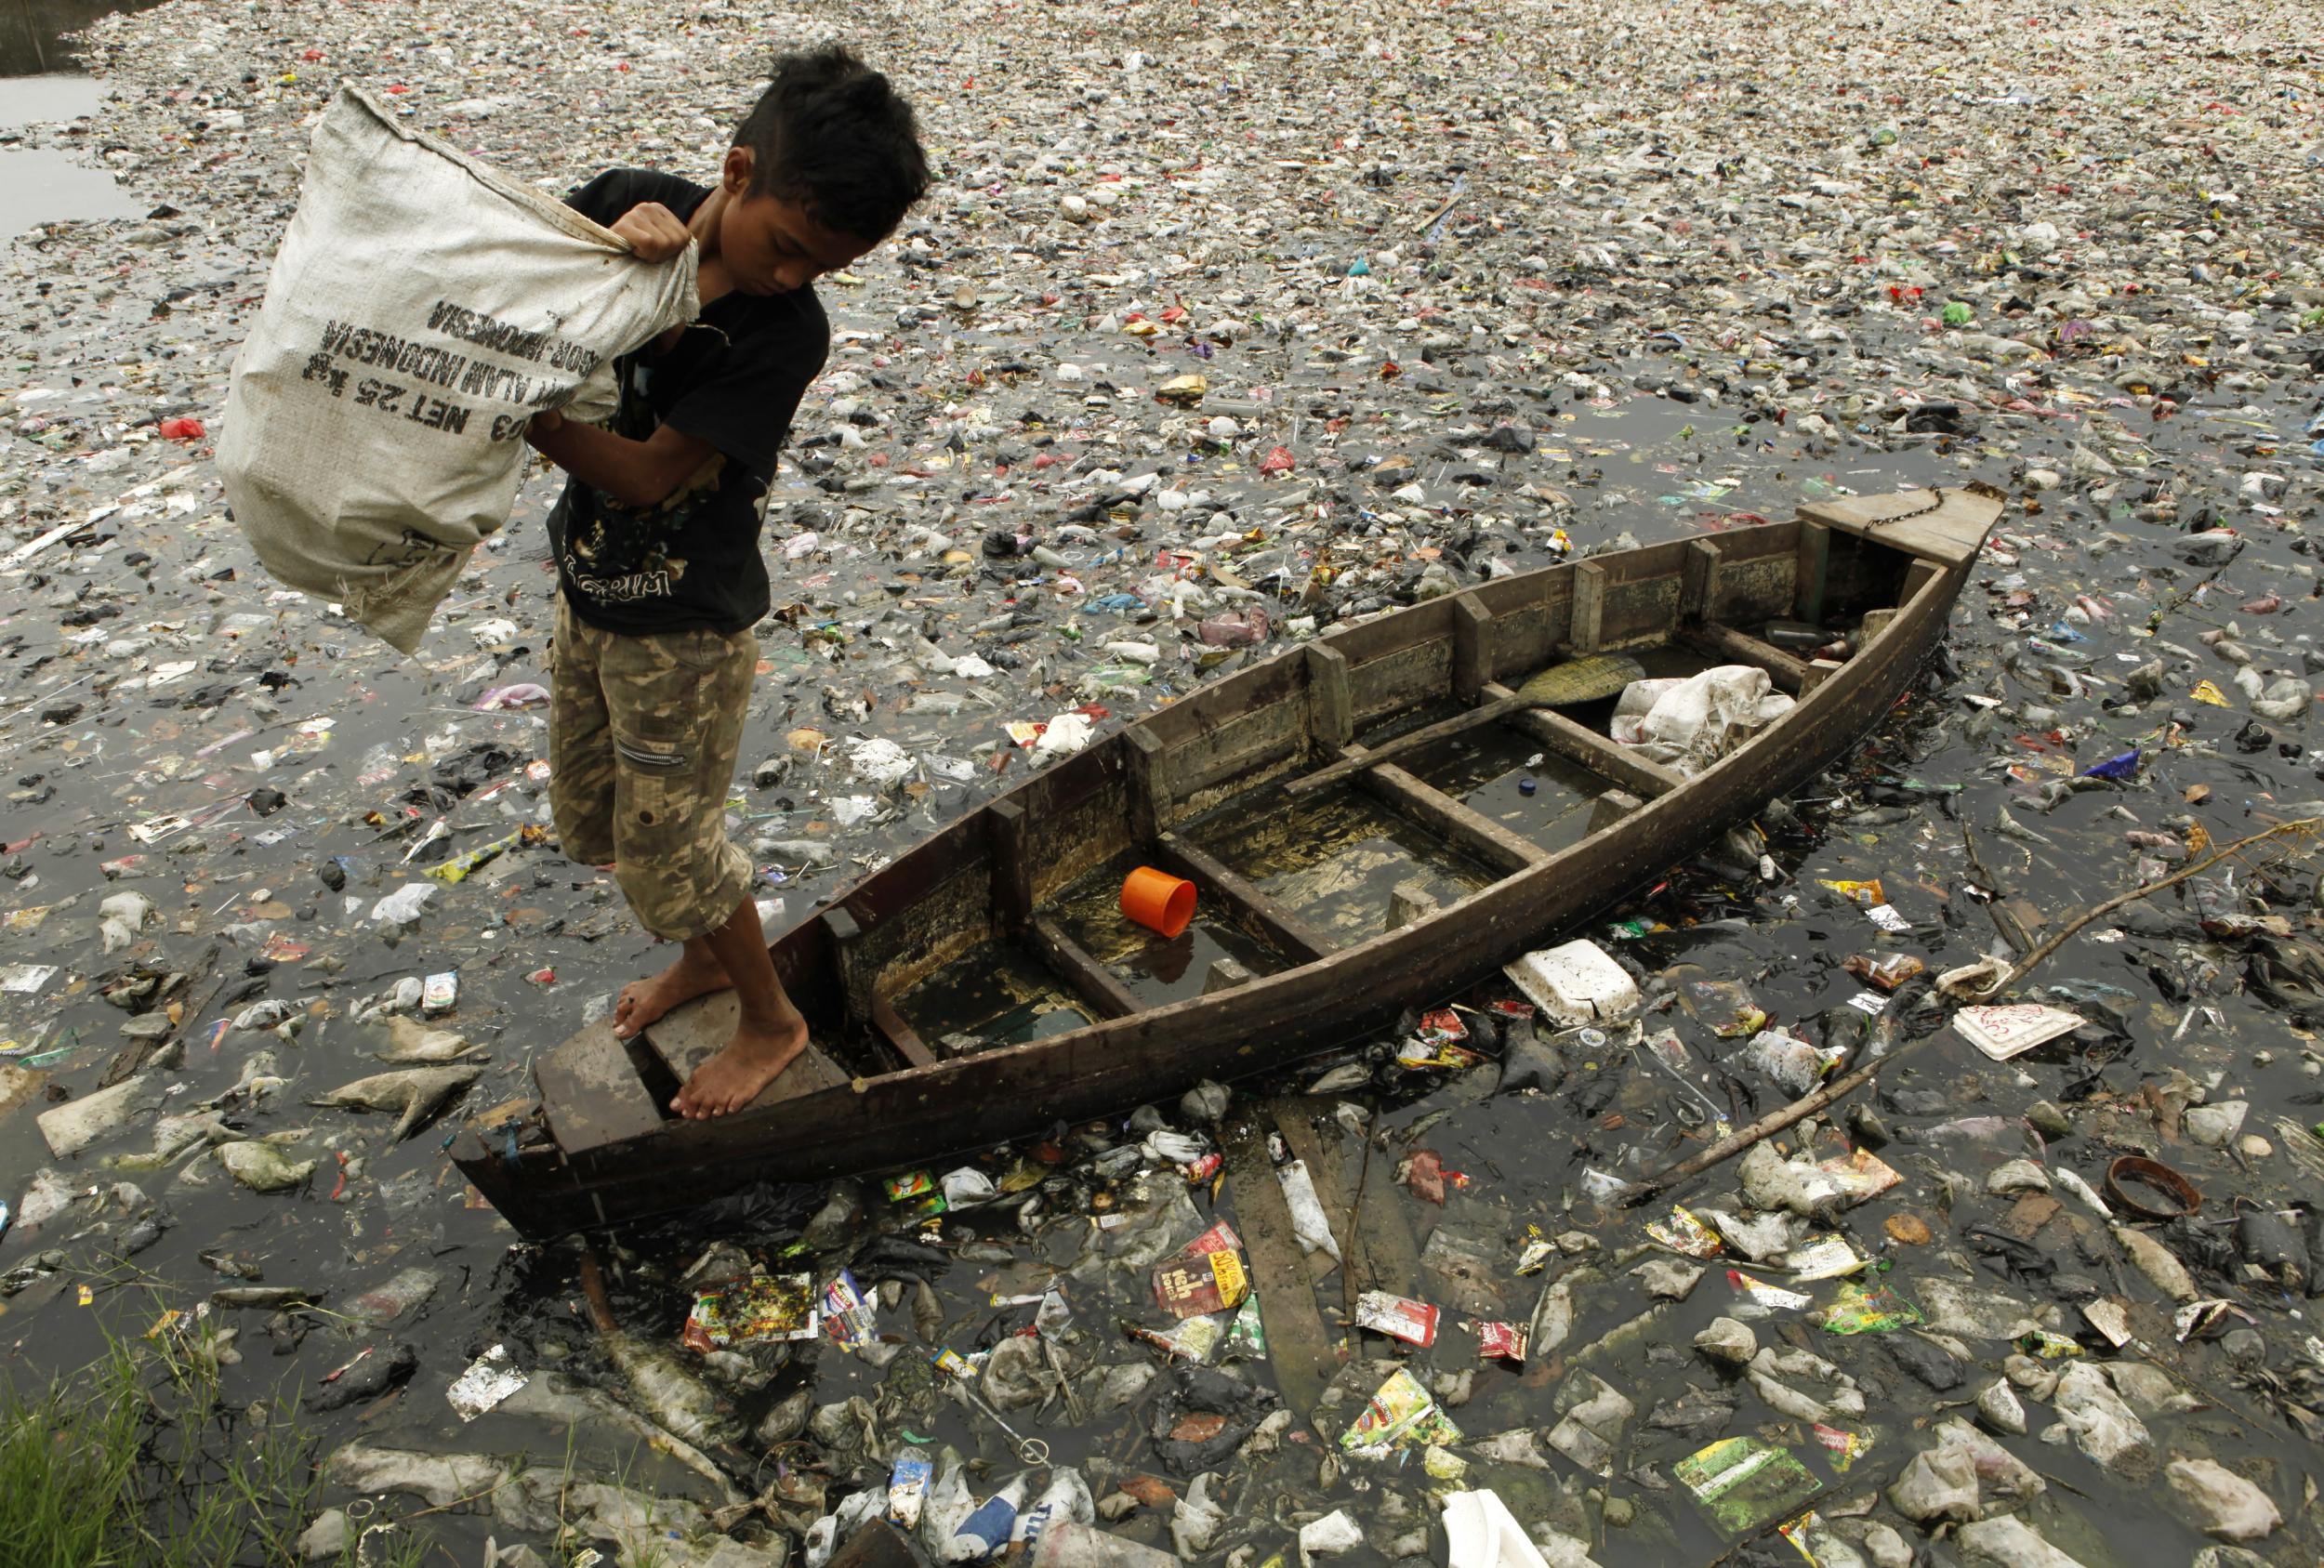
[1623,815,2324,1206]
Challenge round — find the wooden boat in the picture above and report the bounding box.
[454,486,2000,1236]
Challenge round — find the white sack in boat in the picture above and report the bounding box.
[1611,665,1792,777]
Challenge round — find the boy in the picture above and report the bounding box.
[525,46,927,1119]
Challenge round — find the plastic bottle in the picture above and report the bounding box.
[948,1474,1028,1561]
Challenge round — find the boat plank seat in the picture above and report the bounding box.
[536,1021,668,1155]
[1155,832,1336,962]
[1026,915,1142,1019]
[1355,758,1551,876]
[1800,487,1993,567]
[641,991,853,1113]
[1287,693,1529,797]
[869,995,937,1070]
[1681,624,1809,694]
[1480,681,1684,798]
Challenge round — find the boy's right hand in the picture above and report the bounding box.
[610,202,694,264]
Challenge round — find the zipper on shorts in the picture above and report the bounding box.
[614,738,687,770]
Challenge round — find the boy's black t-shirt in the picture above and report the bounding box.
[548,168,829,636]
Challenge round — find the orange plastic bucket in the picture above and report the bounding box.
[1120,865,1196,939]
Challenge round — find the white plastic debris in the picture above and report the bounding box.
[97,890,155,954]
[1503,940,1641,1027]
[1277,1158,1342,1261]
[1297,1510,1366,1566]
[845,736,917,788]
[1443,1490,1552,1568]
[1032,711,1094,761]
[446,1344,528,1421]
[370,883,438,927]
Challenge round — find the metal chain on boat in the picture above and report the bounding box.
[1861,486,1948,526]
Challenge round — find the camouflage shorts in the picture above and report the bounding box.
[548,596,756,942]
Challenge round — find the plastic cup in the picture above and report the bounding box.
[1120,865,1196,939]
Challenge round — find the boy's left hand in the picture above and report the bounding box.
[610,202,694,264]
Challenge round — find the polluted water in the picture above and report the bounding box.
[1,0,2322,1563]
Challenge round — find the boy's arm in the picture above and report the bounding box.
[526,410,713,509]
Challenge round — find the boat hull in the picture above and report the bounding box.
[454,498,1988,1236]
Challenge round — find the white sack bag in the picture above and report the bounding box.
[218,83,698,652]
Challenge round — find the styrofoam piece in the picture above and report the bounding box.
[1503,940,1641,1027]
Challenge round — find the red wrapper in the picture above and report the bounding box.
[1476,1320,1529,1362]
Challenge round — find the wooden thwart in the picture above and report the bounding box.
[1025,916,1142,1019]
[1287,694,1528,797]
[1154,832,1336,962]
[1681,623,1809,694]
[868,995,935,1070]
[1359,761,1550,875]
[1482,681,1684,798]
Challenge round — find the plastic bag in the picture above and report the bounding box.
[1443,1489,1552,1568]
[218,85,696,652]
[1278,1158,1342,1261]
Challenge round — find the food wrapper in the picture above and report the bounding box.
[1423,1445,1469,1481]
[1152,1220,1249,1319]
[1816,877,1886,906]
[1726,1272,1812,1312]
[1842,953,1925,991]
[888,1451,931,1528]
[1783,1236,1868,1281]
[683,1273,819,1351]
[1222,1296,1268,1360]
[1673,1436,1823,1538]
[822,1268,877,1351]
[1415,1007,1468,1045]
[884,1169,935,1202]
[1475,1320,1528,1362]
[1863,903,1912,934]
[1129,1312,1224,1363]
[1354,1290,1439,1347]
[421,970,458,1014]
[1813,1146,1902,1204]
[1776,1510,1828,1564]
[1811,1423,1873,1474]
[1341,1366,1461,1453]
[2014,1328,2084,1360]
[1515,1227,1555,1275]
[1395,1034,1481,1071]
[1646,1206,1723,1258]
[1680,978,1768,1037]
[447,1343,527,1421]
[1816,1277,1922,1336]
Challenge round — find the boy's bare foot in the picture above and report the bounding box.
[673,1015,808,1118]
[612,947,731,1039]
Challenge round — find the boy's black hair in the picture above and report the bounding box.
[733,46,929,242]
